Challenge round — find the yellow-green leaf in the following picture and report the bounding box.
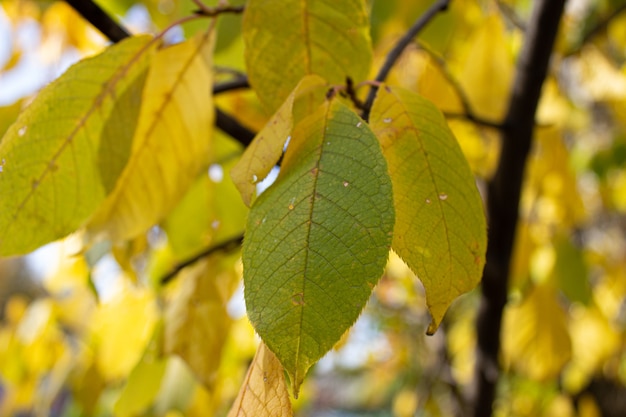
[0,35,154,255]
[243,0,372,113]
[227,343,293,417]
[230,74,327,206]
[87,30,215,241]
[114,357,167,417]
[243,98,394,396]
[370,85,487,334]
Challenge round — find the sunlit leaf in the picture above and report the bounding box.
[227,343,293,417]
[243,0,372,113]
[87,30,215,241]
[243,98,394,395]
[0,35,154,255]
[164,256,239,387]
[230,74,327,206]
[370,85,486,333]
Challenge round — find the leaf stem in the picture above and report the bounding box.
[362,0,451,121]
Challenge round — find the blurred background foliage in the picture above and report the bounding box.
[2,0,626,416]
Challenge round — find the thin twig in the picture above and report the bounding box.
[414,42,503,130]
[362,0,452,121]
[581,4,626,46]
[160,234,244,285]
[215,107,256,147]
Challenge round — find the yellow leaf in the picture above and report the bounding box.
[230,74,327,206]
[164,256,239,387]
[502,283,571,381]
[243,0,372,113]
[227,343,293,417]
[458,14,514,120]
[92,284,158,380]
[87,30,216,241]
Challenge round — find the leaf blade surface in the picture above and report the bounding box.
[243,0,372,113]
[370,85,487,333]
[0,35,154,255]
[243,99,394,395]
[87,31,216,241]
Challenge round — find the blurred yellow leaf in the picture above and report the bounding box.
[458,14,514,120]
[227,342,293,417]
[92,284,157,380]
[88,29,215,241]
[165,256,239,387]
[503,283,571,381]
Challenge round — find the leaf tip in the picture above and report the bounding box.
[426,320,439,336]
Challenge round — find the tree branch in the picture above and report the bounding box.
[471,1,567,416]
[215,107,256,147]
[160,234,244,285]
[213,75,250,94]
[64,0,130,42]
[362,0,451,121]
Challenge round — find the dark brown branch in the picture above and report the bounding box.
[213,76,250,94]
[64,0,130,42]
[362,0,451,121]
[471,1,567,417]
[160,234,244,285]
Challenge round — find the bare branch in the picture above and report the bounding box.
[193,3,245,17]
[362,0,451,121]
[160,234,244,285]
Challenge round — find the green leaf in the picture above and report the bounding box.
[230,74,327,206]
[243,0,372,113]
[0,35,155,255]
[553,236,591,305]
[243,99,394,396]
[370,85,487,334]
[87,31,215,241]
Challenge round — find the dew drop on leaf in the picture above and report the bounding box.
[343,181,349,187]
[425,198,431,204]
[17,126,26,136]
[251,174,258,183]
[383,118,392,123]
[356,121,362,128]
[439,193,448,201]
